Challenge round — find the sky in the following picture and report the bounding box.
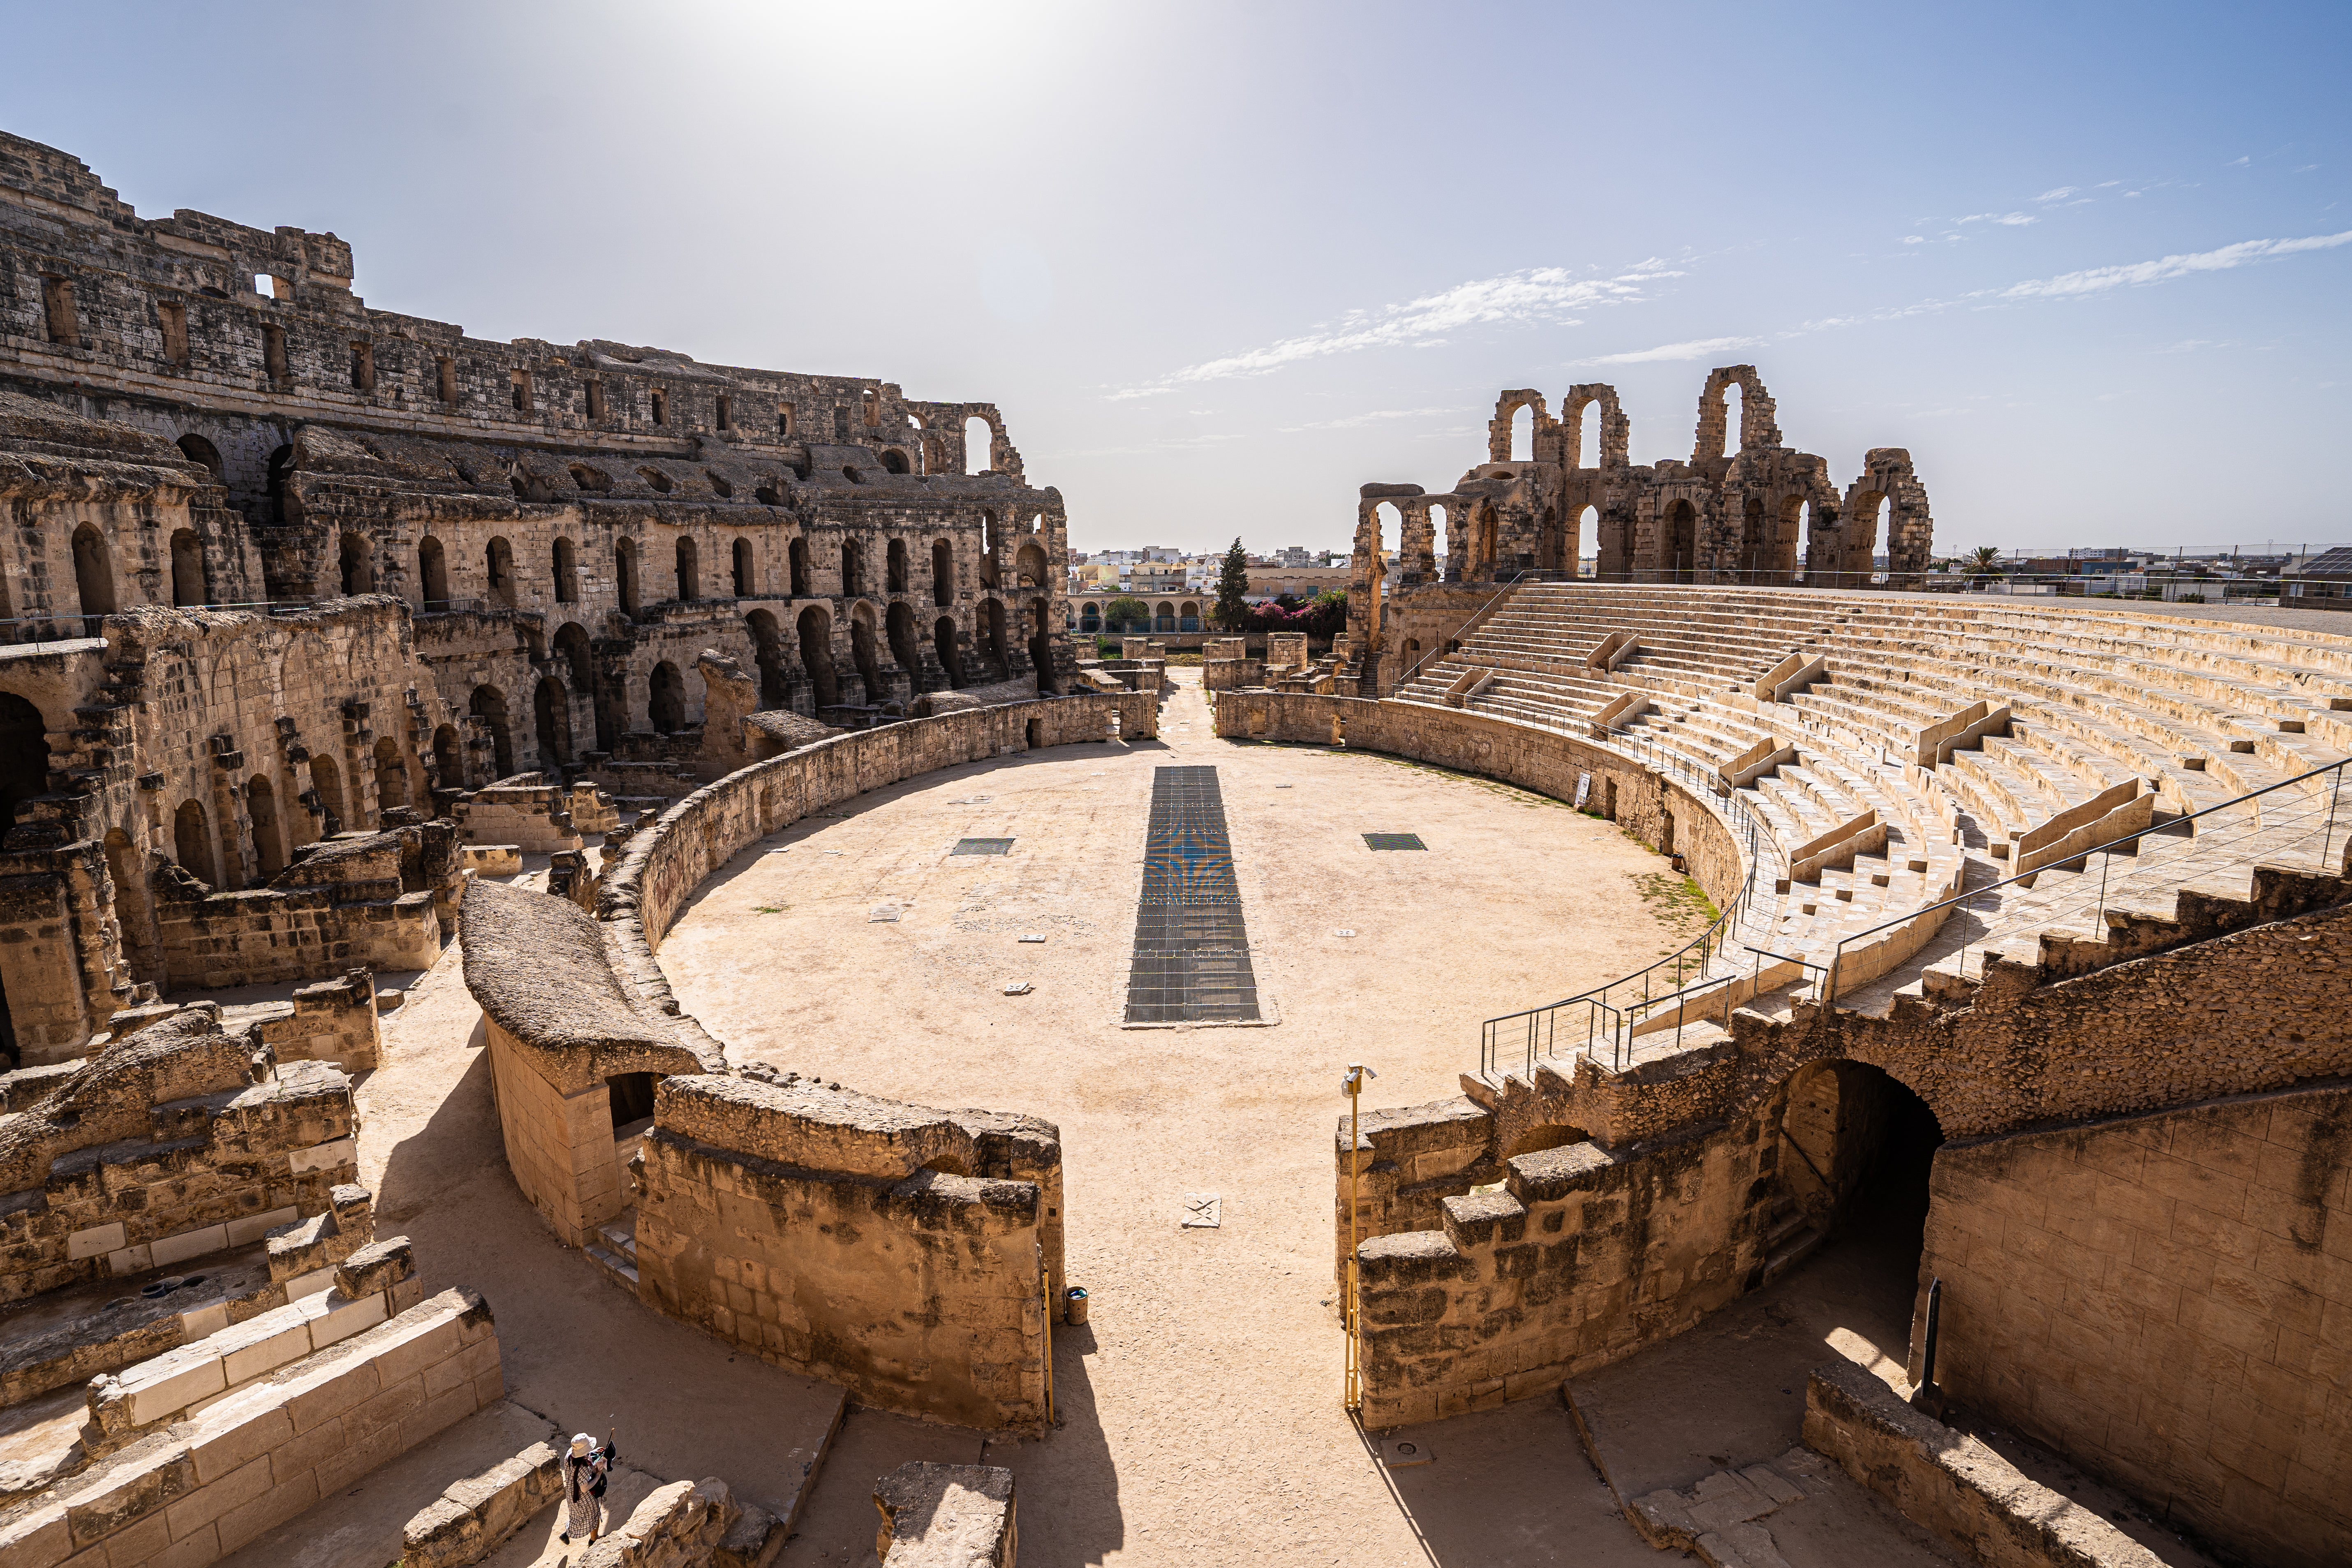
[6,0,2349,557]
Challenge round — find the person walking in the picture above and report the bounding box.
[561,1429,617,1545]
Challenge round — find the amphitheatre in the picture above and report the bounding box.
[0,125,2340,1568]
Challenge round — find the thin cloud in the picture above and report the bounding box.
[1998,230,2352,299]
[2034,186,2079,202]
[1108,265,1673,398]
[1958,212,2036,226]
[1576,335,1766,367]
[1278,406,1458,432]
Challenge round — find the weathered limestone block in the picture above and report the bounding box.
[401,1437,566,1568]
[873,1463,1016,1566]
[581,1476,742,1568]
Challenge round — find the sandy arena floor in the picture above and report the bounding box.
[649,672,1703,1565]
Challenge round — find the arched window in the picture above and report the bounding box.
[849,612,882,702]
[373,736,409,818]
[265,444,295,525]
[1576,506,1599,576]
[879,449,909,474]
[842,539,863,597]
[887,539,908,594]
[1080,603,1101,631]
[338,532,375,596]
[732,537,754,597]
[1029,598,1057,691]
[983,599,1010,678]
[616,538,640,615]
[1427,502,1448,571]
[170,530,205,607]
[1154,601,1175,632]
[675,537,699,601]
[432,723,463,790]
[1375,502,1402,562]
[1576,402,1602,469]
[934,615,963,689]
[964,416,992,474]
[1014,541,1048,590]
[1509,402,1533,462]
[797,608,840,708]
[886,600,919,683]
[1179,601,1200,632]
[745,610,787,708]
[485,536,517,608]
[309,753,347,835]
[72,524,115,624]
[1664,500,1698,582]
[418,536,450,607]
[0,695,50,831]
[535,675,574,762]
[553,537,578,603]
[931,539,954,606]
[173,800,217,887]
[470,686,514,779]
[1719,382,1743,459]
[175,434,224,479]
[247,774,286,879]
[789,537,812,599]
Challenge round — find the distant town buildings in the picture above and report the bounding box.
[1060,543,1354,634]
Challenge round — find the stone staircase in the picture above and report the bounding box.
[587,1209,639,1290]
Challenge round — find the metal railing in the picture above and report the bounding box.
[1478,717,1781,1082]
[1390,565,2301,604]
[1392,570,1542,692]
[1815,754,2352,1008]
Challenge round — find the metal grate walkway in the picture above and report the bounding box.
[1123,765,1261,1023]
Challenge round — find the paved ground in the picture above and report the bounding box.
[653,672,1709,1566]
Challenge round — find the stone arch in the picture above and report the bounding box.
[432,723,464,790]
[1154,601,1175,633]
[1029,598,1057,690]
[485,536,517,608]
[789,537,812,599]
[72,523,115,622]
[648,662,686,735]
[887,538,909,594]
[553,536,580,603]
[1775,1059,1945,1265]
[879,448,910,474]
[731,537,755,598]
[0,694,49,830]
[173,799,216,887]
[535,675,574,764]
[419,535,450,606]
[849,605,883,702]
[338,531,375,596]
[103,828,160,988]
[309,752,348,835]
[932,539,955,606]
[886,600,920,688]
[746,609,789,709]
[982,599,1010,679]
[175,434,224,478]
[1014,540,1048,590]
[170,529,206,607]
[675,536,700,601]
[934,615,964,689]
[1663,500,1698,582]
[1488,390,1549,464]
[470,685,513,779]
[963,415,994,474]
[1691,365,1781,463]
[1562,384,1627,472]
[616,537,641,615]
[247,773,287,877]
[797,606,840,709]
[372,735,410,817]
[842,538,865,598]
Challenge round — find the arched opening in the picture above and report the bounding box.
[982,599,1009,679]
[175,434,224,479]
[0,695,49,831]
[1576,402,1601,469]
[1079,603,1101,633]
[1508,402,1533,462]
[1719,382,1743,458]
[675,536,699,601]
[1028,598,1057,690]
[607,1071,658,1132]
[732,538,754,598]
[616,538,641,615]
[1505,1124,1589,1159]
[173,800,216,887]
[1013,541,1048,590]
[849,613,883,703]
[338,531,375,596]
[1741,494,1768,579]
[470,686,513,780]
[879,449,909,475]
[964,416,992,474]
[553,537,579,603]
[485,536,517,608]
[418,536,450,607]
[1780,497,1811,580]
[265,445,294,527]
[934,615,964,689]
[309,752,348,835]
[1425,503,1447,575]
[72,524,116,625]
[1026,717,1042,749]
[887,539,909,594]
[886,601,920,689]
[979,516,1000,590]
[248,774,286,877]
[1776,1061,1945,1322]
[169,529,205,608]
[1664,500,1697,583]
[1471,501,1499,580]
[432,724,463,791]
[103,828,159,988]
[746,610,788,709]
[789,537,812,599]
[1154,601,1175,633]
[372,736,409,818]
[797,608,840,709]
[536,675,575,762]
[931,539,954,606]
[842,538,864,598]
[1178,600,1200,633]
[1574,506,1598,576]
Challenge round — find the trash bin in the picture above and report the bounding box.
[1064,1286,1089,1326]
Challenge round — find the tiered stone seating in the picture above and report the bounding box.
[1400,584,2352,1039]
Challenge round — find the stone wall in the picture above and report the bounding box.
[873,1462,1015,1566]
[0,1286,500,1567]
[634,1073,1060,1433]
[1920,1081,2351,1568]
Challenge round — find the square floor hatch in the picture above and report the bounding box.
[951,838,1015,856]
[1362,833,1427,851]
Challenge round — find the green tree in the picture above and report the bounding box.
[1213,538,1251,631]
[1967,546,2003,583]
[1103,595,1150,633]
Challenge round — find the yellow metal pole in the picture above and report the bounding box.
[1343,1063,1375,1413]
[1041,1255,1055,1427]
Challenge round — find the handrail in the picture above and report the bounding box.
[1393,570,1540,692]
[1821,752,2351,1006]
[1478,713,1780,1081]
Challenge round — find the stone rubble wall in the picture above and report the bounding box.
[398,1434,564,1568]
[239,969,382,1073]
[873,1462,1015,1566]
[581,1476,741,1568]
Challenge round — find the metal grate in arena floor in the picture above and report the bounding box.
[1124,765,1261,1023]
